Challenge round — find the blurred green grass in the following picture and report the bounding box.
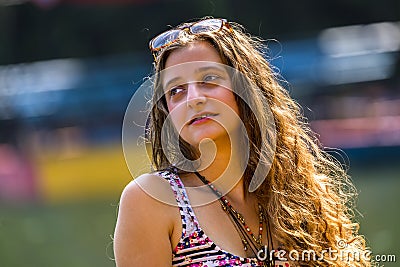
[350,164,400,262]
[0,198,119,267]
[0,164,398,267]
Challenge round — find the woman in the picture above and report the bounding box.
[114,18,371,266]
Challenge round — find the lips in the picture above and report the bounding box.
[189,113,218,125]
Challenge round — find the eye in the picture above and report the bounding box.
[203,74,220,83]
[199,74,221,88]
[168,86,186,97]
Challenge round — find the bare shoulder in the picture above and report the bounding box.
[114,172,178,267]
[120,172,177,208]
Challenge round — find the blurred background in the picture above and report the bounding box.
[0,0,399,266]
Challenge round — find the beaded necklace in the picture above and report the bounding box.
[194,171,274,266]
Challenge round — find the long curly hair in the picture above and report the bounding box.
[147,17,371,266]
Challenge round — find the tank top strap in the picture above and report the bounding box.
[157,168,200,237]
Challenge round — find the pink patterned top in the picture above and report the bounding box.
[157,169,290,267]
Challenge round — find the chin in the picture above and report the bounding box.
[189,133,230,147]
[181,124,231,146]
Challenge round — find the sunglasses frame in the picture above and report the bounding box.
[149,18,232,59]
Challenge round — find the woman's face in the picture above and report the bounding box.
[162,41,240,148]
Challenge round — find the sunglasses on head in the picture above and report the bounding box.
[149,18,232,59]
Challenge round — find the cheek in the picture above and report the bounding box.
[229,95,240,115]
[167,102,187,132]
[218,90,240,115]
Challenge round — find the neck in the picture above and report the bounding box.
[195,134,250,203]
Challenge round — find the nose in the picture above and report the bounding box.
[186,82,206,109]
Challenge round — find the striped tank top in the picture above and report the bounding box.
[158,169,290,267]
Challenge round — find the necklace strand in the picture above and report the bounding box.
[193,171,274,266]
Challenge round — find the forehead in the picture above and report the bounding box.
[164,41,223,69]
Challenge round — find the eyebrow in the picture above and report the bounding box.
[163,65,227,91]
[195,65,227,74]
[163,77,182,92]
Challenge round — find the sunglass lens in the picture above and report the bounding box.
[152,29,181,50]
[190,19,222,34]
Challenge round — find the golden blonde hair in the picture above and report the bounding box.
[148,18,371,266]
